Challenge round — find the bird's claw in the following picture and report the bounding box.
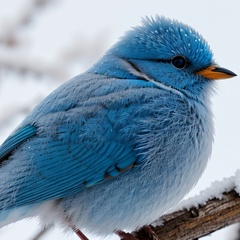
[115,230,138,240]
[115,226,158,240]
[140,225,158,240]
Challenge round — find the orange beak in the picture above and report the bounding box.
[197,65,237,80]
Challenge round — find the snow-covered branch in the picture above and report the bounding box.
[133,173,240,240]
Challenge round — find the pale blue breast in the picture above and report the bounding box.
[0,72,214,234]
[54,75,214,235]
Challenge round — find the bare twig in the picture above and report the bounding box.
[0,0,56,46]
[0,50,70,81]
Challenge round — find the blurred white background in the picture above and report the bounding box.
[0,0,239,239]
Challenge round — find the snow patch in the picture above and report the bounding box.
[152,171,240,227]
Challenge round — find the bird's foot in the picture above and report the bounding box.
[139,225,158,240]
[115,230,138,240]
[72,226,89,240]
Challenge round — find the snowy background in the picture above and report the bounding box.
[0,0,239,239]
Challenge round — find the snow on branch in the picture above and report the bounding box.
[133,172,240,240]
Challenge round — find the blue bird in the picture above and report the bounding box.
[0,16,236,240]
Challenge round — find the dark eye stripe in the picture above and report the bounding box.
[128,56,189,73]
[149,56,188,69]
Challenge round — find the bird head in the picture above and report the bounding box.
[91,16,236,99]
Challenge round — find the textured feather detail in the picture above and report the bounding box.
[0,98,139,209]
[3,139,137,207]
[0,125,37,162]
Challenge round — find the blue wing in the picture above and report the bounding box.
[0,106,139,209]
[0,74,156,210]
[0,125,37,161]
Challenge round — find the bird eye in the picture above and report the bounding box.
[171,56,187,69]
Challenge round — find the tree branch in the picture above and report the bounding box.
[0,51,70,81]
[133,190,240,240]
[0,0,56,47]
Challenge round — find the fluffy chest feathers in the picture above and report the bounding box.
[50,74,214,235]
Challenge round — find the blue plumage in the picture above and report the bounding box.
[0,16,236,238]
[0,125,37,160]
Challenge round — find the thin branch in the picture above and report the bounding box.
[0,0,56,46]
[0,50,70,81]
[133,190,240,240]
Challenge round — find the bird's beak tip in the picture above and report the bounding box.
[197,65,237,80]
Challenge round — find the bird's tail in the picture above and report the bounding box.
[0,204,40,228]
